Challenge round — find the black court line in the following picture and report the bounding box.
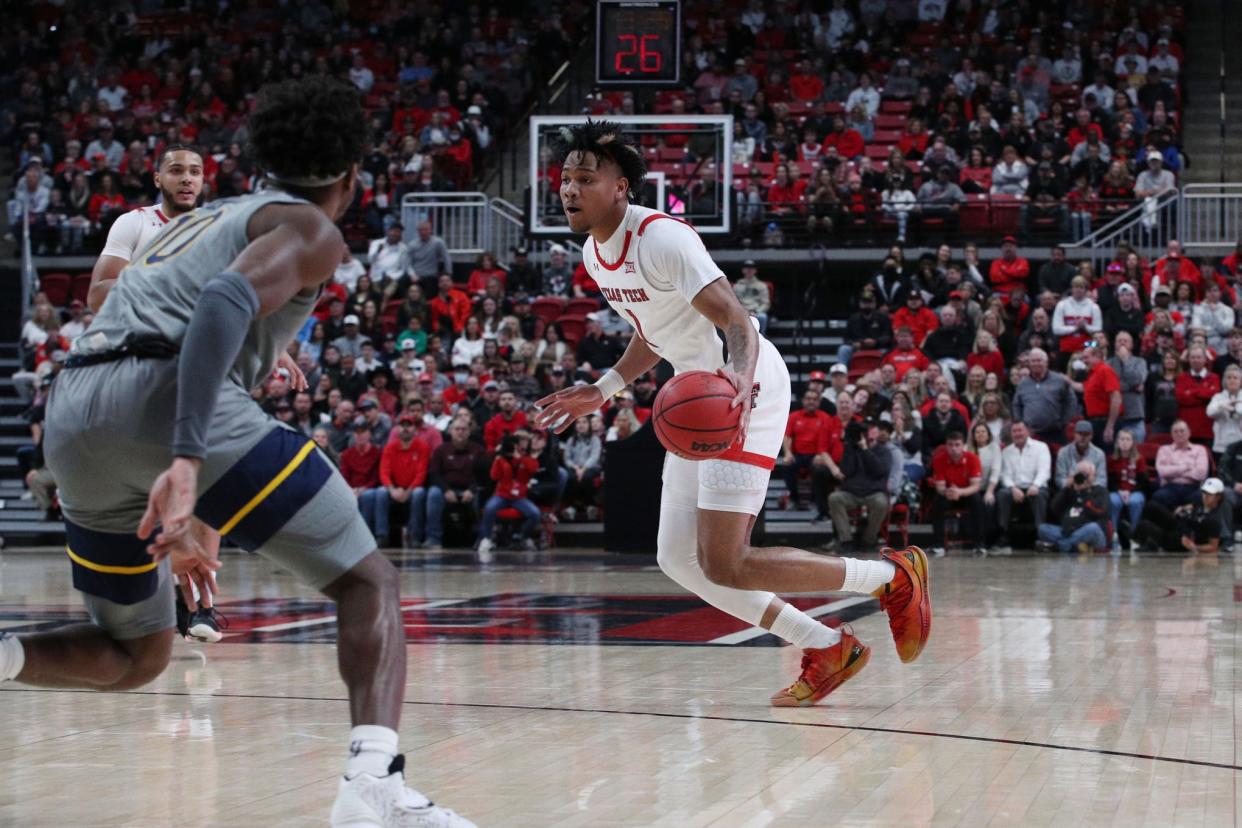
[5,687,1240,772]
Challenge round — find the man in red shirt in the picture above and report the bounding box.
[890,292,938,346]
[339,420,388,543]
[881,326,931,380]
[1081,345,1122,449]
[823,116,864,160]
[780,389,839,517]
[428,273,472,335]
[484,390,529,451]
[789,60,825,102]
[381,414,432,547]
[1154,240,1203,293]
[1175,345,1221,442]
[989,236,1030,297]
[928,431,985,556]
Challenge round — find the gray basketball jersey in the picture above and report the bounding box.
[73,187,318,390]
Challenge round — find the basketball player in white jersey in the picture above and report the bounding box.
[535,122,931,705]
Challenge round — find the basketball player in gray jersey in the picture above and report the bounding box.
[0,79,474,828]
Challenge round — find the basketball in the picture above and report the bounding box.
[651,370,742,460]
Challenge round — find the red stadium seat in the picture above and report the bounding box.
[960,194,990,235]
[1137,441,1162,466]
[849,349,884,374]
[865,144,891,161]
[555,314,587,346]
[565,298,600,316]
[872,129,902,144]
[70,272,92,305]
[880,100,913,115]
[39,272,71,307]
[874,114,908,130]
[381,298,402,335]
[530,297,566,324]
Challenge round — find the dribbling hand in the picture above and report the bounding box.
[717,367,753,445]
[534,385,604,434]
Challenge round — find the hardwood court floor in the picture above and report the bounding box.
[0,547,1239,827]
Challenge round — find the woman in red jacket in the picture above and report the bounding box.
[966,330,1006,381]
[476,434,542,553]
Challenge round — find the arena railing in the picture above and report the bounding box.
[400,192,490,258]
[1179,183,1242,251]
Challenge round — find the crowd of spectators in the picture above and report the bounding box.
[575,0,1184,246]
[782,236,1242,557]
[3,0,586,254]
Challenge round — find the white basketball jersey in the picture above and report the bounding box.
[100,205,174,262]
[582,204,729,374]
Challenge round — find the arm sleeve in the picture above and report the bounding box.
[172,271,260,459]
[99,210,140,261]
[636,218,727,305]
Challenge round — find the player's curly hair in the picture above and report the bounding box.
[247,77,367,186]
[552,119,647,201]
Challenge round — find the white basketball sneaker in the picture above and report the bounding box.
[330,756,475,827]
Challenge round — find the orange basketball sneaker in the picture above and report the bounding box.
[874,545,931,663]
[770,625,871,707]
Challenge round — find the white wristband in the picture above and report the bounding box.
[593,368,626,400]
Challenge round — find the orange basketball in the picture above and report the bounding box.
[651,370,742,460]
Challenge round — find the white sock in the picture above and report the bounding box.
[0,635,25,683]
[839,558,896,595]
[345,725,399,778]
[769,604,841,650]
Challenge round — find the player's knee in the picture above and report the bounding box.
[697,541,749,588]
[107,630,174,690]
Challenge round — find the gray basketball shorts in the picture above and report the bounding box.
[44,358,375,639]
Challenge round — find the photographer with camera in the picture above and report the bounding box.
[1131,478,1227,554]
[826,420,891,555]
[1035,460,1109,554]
[475,432,542,554]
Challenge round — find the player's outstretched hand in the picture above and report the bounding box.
[534,385,604,434]
[278,352,308,392]
[139,457,204,556]
[717,367,753,445]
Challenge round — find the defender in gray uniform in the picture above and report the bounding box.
[0,79,475,828]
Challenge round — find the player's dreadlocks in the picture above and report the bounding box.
[552,119,647,201]
[247,77,368,188]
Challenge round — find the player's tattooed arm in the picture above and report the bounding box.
[724,322,752,377]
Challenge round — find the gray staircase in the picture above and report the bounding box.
[0,343,63,546]
[1182,0,1242,183]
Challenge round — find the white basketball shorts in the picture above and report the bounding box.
[662,332,791,516]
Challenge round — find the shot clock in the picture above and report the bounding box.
[595,0,681,87]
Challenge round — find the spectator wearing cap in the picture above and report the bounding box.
[988,235,1030,298]
[881,326,931,382]
[477,434,543,553]
[324,400,357,454]
[1012,348,1078,446]
[576,313,622,375]
[781,388,841,518]
[733,260,771,333]
[838,287,892,370]
[1108,331,1148,443]
[542,245,573,297]
[1078,344,1123,450]
[506,246,542,297]
[358,399,393,446]
[890,291,939,347]
[407,220,452,279]
[1135,150,1177,201]
[340,419,389,543]
[1151,420,1212,509]
[1155,241,1203,294]
[1104,280,1145,347]
[1055,420,1108,489]
[1176,345,1220,443]
[367,222,410,283]
[84,121,124,171]
[1134,477,1226,554]
[59,300,90,340]
[827,421,890,554]
[1035,459,1109,554]
[380,413,433,547]
[483,390,528,451]
[470,379,501,426]
[1193,281,1235,352]
[332,314,371,359]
